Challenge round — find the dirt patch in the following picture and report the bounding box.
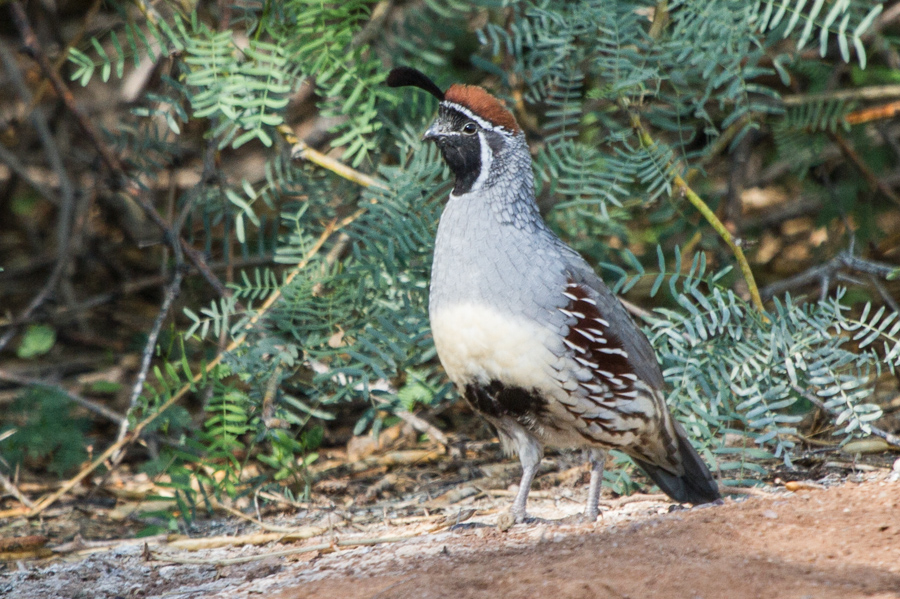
[277,478,900,599]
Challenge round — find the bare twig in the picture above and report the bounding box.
[790,384,900,448]
[782,85,900,105]
[113,267,185,451]
[828,131,900,208]
[9,1,229,299]
[742,197,821,231]
[26,214,360,516]
[0,39,78,353]
[152,535,412,566]
[627,112,767,315]
[761,251,898,300]
[0,368,125,425]
[0,469,34,509]
[278,124,389,190]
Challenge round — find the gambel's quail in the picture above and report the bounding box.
[387,67,721,523]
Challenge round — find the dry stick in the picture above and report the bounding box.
[113,267,185,451]
[760,251,897,300]
[846,100,900,125]
[26,215,356,516]
[1,255,277,330]
[627,113,767,315]
[23,0,104,115]
[0,40,78,352]
[828,131,900,208]
[153,535,412,566]
[279,124,389,191]
[790,384,900,448]
[0,470,34,509]
[9,1,228,299]
[782,84,900,105]
[0,368,125,425]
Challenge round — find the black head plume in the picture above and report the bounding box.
[386,67,445,101]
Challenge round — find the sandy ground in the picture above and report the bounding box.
[3,470,898,599]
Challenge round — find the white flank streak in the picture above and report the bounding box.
[581,297,597,306]
[431,303,560,393]
[562,292,579,301]
[563,338,587,354]
[574,329,597,342]
[599,348,628,357]
[575,357,599,369]
[594,317,610,327]
[559,308,574,318]
[586,328,607,342]
[569,311,585,319]
[597,369,615,379]
[618,390,639,398]
[620,373,638,381]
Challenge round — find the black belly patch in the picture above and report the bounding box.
[463,380,549,421]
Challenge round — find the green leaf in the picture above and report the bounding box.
[17,324,57,359]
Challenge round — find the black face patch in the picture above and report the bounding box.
[433,133,481,195]
[464,381,548,421]
[431,106,485,195]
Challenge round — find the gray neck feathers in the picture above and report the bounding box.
[466,132,542,231]
[430,131,570,317]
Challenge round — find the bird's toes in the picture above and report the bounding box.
[497,509,538,531]
[497,511,517,531]
[555,511,601,525]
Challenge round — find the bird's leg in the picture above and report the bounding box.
[507,427,543,523]
[585,447,607,522]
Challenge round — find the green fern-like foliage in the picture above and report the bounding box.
[56,0,897,505]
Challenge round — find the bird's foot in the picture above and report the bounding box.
[497,509,540,531]
[555,510,601,525]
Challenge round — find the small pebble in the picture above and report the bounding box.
[762,510,778,519]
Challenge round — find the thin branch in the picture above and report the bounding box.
[791,384,900,449]
[761,251,898,301]
[0,39,78,352]
[0,255,275,329]
[9,1,229,299]
[26,213,362,516]
[114,267,185,449]
[278,124,388,190]
[782,85,900,105]
[627,112,766,314]
[0,368,126,425]
[0,469,34,509]
[153,535,412,566]
[828,131,900,208]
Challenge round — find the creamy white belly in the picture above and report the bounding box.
[430,302,564,393]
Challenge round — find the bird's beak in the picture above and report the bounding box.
[423,121,443,142]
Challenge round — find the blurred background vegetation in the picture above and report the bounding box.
[1,0,899,527]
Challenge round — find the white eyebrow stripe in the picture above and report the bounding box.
[441,101,512,133]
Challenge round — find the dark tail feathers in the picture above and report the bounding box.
[634,424,721,505]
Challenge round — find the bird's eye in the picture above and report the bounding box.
[462,122,478,135]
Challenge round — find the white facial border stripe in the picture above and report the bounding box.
[470,131,492,192]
